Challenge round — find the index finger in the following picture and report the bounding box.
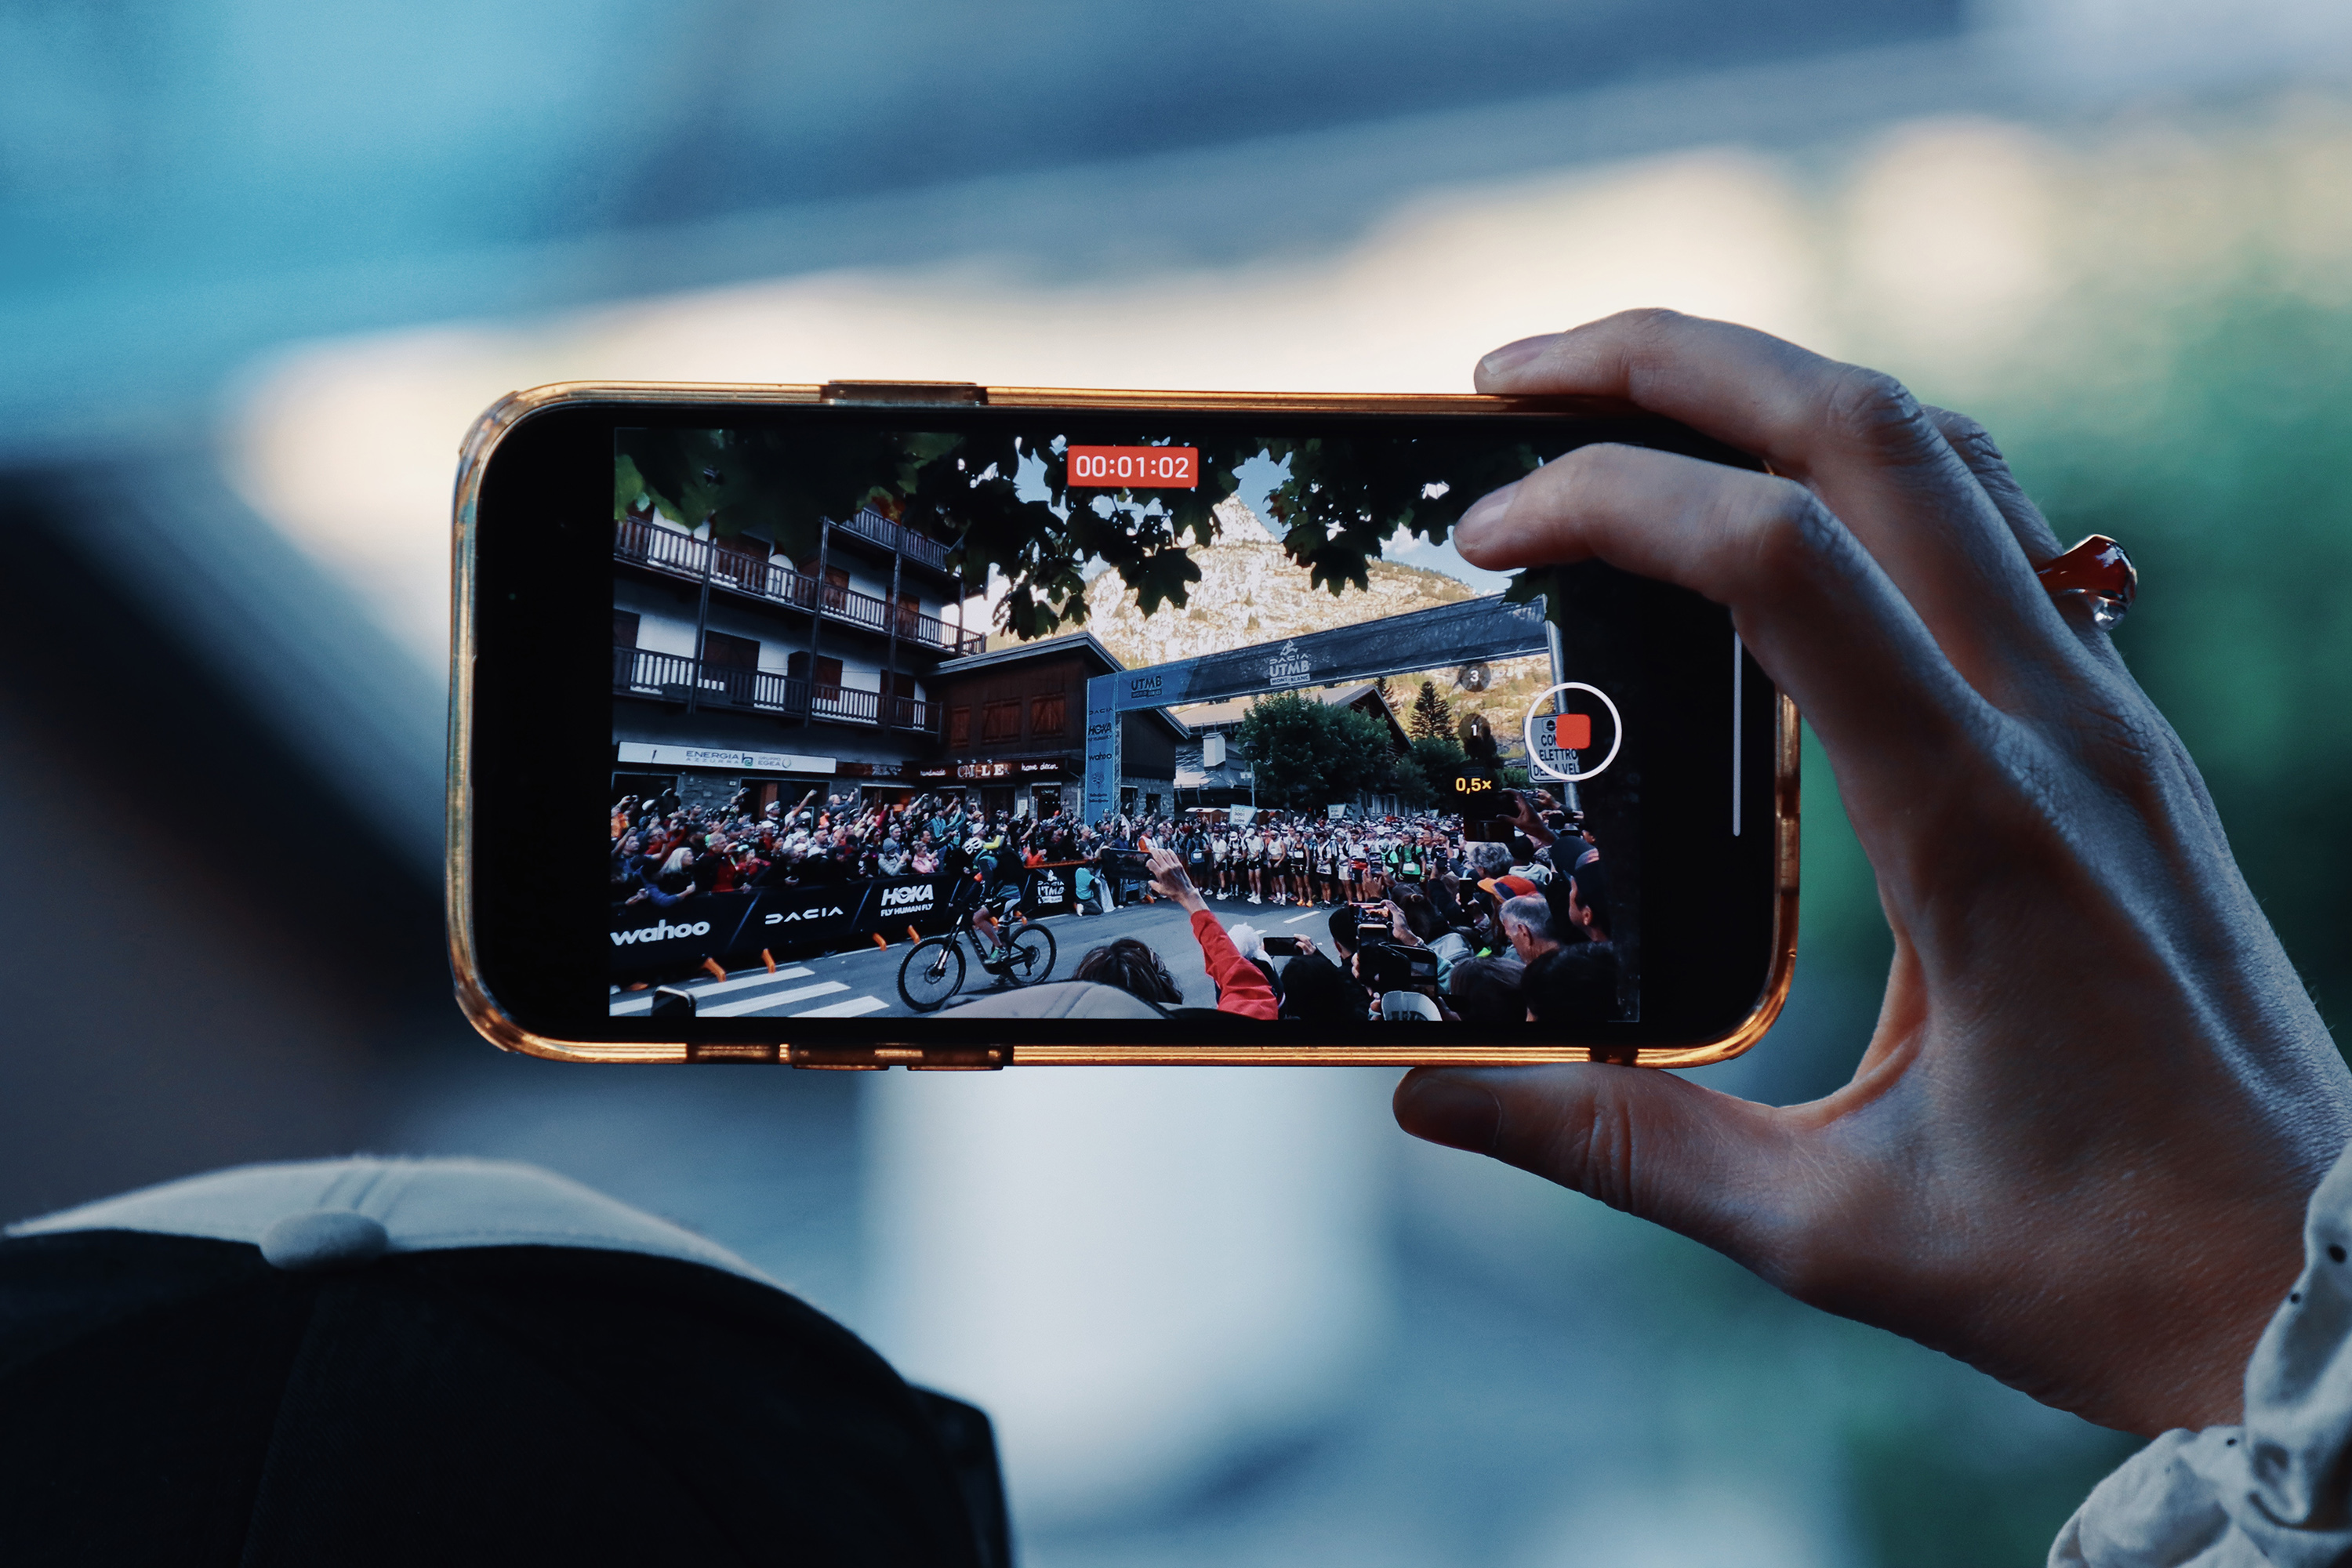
[1476,311,2079,717]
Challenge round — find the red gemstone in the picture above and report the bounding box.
[2036,535,2136,629]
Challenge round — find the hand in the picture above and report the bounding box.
[1394,310,2352,1437]
[1146,848,1207,914]
[1501,790,1552,845]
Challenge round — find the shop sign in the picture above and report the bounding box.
[616,742,835,775]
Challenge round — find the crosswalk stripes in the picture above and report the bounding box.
[608,972,892,1019]
[608,965,814,1014]
[697,981,850,1018]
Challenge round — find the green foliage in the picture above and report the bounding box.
[1236,692,1326,807]
[1325,705,1402,802]
[614,425,1542,642]
[615,426,970,567]
[1236,693,1400,807]
[1257,434,1542,597]
[1401,734,1471,808]
[1407,679,1454,740]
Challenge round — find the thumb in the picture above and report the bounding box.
[1393,1065,1803,1257]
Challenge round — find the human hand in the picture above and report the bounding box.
[1500,790,1551,844]
[1394,310,2352,1436]
[1146,848,1207,913]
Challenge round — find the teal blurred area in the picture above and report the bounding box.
[5,3,2352,1564]
[0,0,1965,461]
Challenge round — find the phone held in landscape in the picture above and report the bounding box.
[449,379,1798,1068]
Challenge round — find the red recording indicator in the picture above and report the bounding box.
[1067,445,1199,489]
[1552,713,1593,750]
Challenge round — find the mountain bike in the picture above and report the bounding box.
[895,898,1058,1012]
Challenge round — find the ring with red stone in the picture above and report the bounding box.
[2035,535,2136,630]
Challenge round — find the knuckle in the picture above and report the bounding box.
[1821,365,1936,460]
[1610,306,1688,338]
[1739,479,1846,594]
[1934,408,1993,449]
[1515,1090,1644,1212]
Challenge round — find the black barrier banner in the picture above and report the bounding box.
[608,891,759,975]
[608,875,963,977]
[858,874,956,938]
[742,880,870,950]
[1022,862,1079,917]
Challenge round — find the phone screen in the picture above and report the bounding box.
[459,392,1785,1056]
[601,416,1641,1029]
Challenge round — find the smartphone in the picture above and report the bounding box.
[450,380,1797,1067]
[1260,935,1312,958]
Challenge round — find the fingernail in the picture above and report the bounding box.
[1453,481,1519,557]
[1396,1073,1501,1153]
[1477,336,1553,381]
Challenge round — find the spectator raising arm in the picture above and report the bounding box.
[1146,848,1276,1020]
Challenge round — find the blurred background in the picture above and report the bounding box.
[7,0,2352,1562]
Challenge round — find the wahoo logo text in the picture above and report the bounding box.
[612,918,713,946]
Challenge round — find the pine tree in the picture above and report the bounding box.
[1409,680,1454,741]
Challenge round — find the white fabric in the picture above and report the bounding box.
[2054,1139,2352,1566]
[5,1156,778,1289]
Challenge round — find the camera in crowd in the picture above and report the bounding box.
[1352,903,1442,993]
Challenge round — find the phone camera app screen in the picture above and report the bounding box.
[604,424,1635,1030]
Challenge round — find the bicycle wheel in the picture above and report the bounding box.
[998,924,1057,987]
[896,936,966,1012]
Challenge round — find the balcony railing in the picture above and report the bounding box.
[833,505,954,573]
[614,646,939,731]
[613,517,983,656]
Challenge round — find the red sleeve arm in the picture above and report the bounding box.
[1191,909,1278,1021]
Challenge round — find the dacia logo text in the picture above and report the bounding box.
[764,906,847,925]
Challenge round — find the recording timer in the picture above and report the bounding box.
[1066,445,1199,489]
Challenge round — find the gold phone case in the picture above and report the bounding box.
[448,381,1798,1069]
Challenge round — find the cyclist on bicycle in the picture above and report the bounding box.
[956,840,1024,966]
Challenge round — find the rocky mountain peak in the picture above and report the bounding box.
[1080,499,1475,670]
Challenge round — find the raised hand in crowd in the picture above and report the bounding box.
[1144,848,1209,914]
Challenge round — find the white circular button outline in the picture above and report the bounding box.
[1523,682,1623,782]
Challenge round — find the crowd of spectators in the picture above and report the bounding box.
[608,783,1090,912]
[608,780,1622,1025]
[1080,793,1624,1026]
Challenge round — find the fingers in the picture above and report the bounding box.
[1922,406,2063,563]
[1453,442,1991,805]
[1476,313,2073,713]
[1394,1065,1809,1268]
